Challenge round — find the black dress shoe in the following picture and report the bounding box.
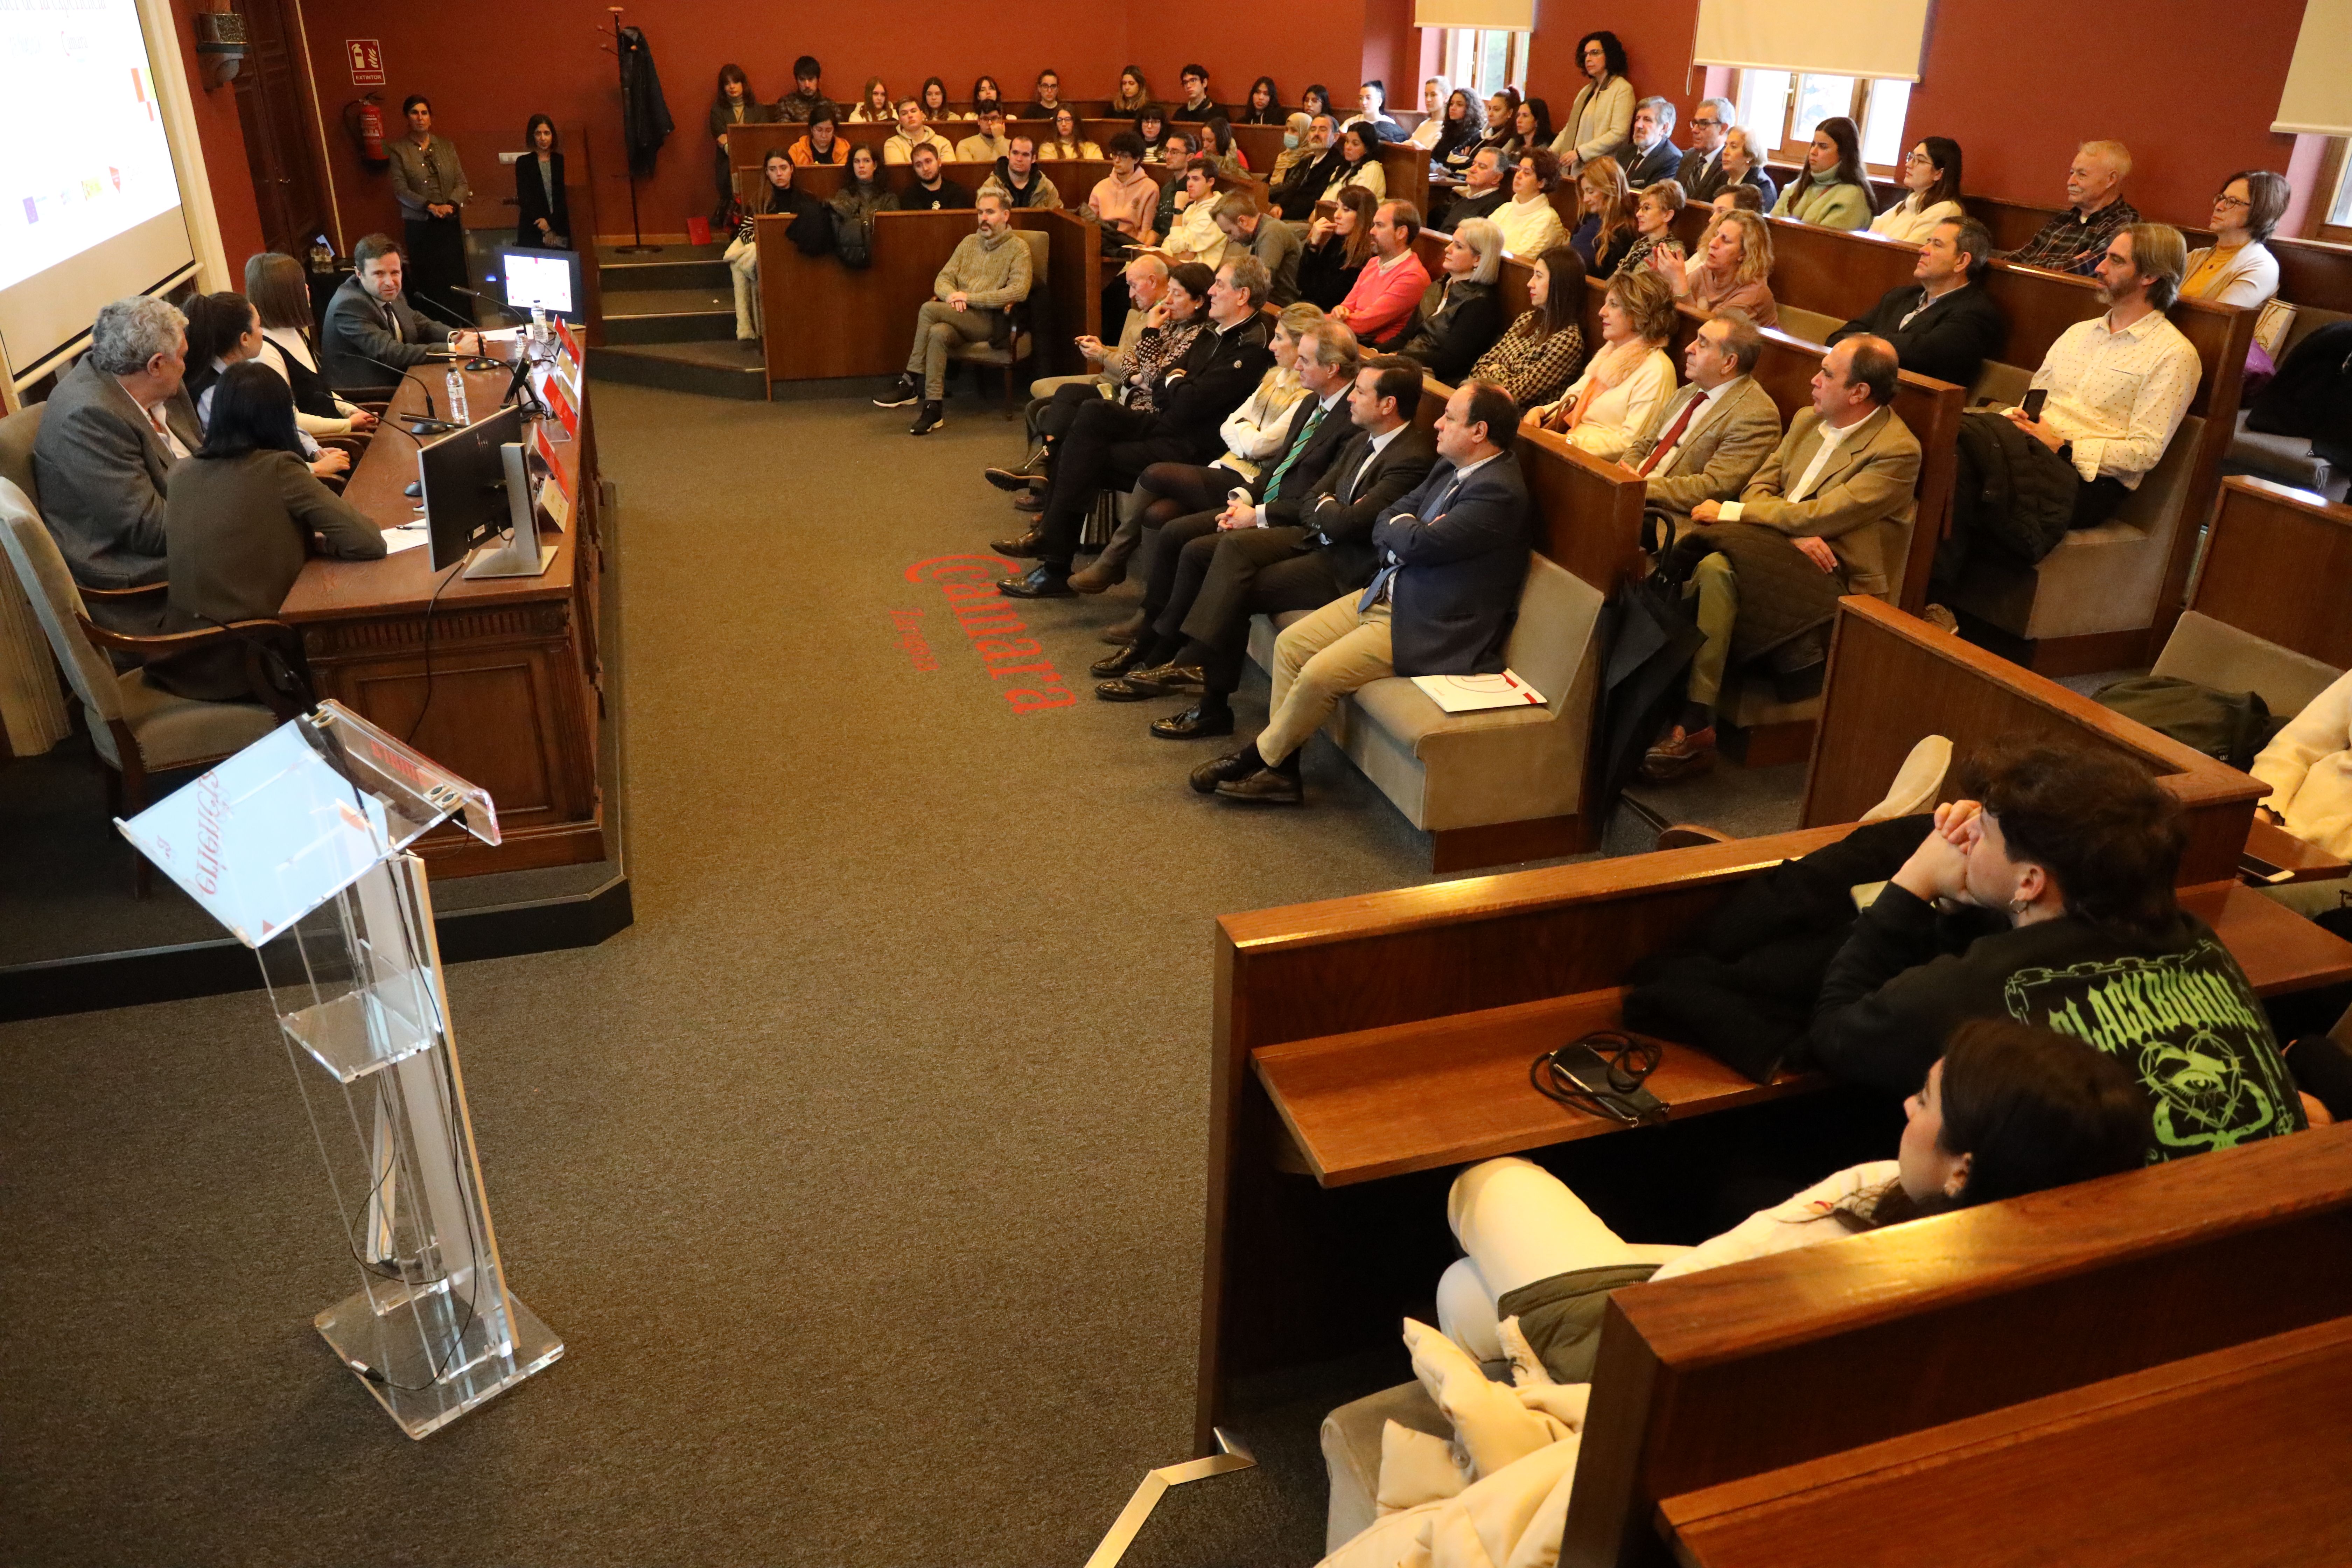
[984,465,1046,492]
[1189,748,1262,793]
[1094,677,1161,701]
[991,531,1046,557]
[1011,491,1044,513]
[1215,768,1303,804]
[1125,662,1205,695]
[997,565,1074,598]
[910,401,945,436]
[1100,611,1148,646]
[1153,704,1234,740]
[1089,645,1146,678]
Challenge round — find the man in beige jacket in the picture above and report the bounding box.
[1645,335,1920,779]
[1620,308,1782,535]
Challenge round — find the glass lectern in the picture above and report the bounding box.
[117,701,563,1438]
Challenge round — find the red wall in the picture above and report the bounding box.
[1520,0,2309,225]
[168,0,266,270]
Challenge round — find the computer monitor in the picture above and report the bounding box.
[419,406,525,570]
[493,246,584,321]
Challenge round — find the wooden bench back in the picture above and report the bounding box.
[2189,476,2352,670]
[1800,596,2264,882]
[1561,1127,2352,1568]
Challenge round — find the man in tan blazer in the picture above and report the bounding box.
[1621,308,1782,535]
[1645,335,1920,779]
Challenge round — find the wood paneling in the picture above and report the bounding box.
[2189,477,2352,670]
[282,354,605,879]
[1799,597,2263,885]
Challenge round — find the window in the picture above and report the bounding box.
[1733,69,1913,175]
[1440,28,1530,101]
[2331,144,2352,229]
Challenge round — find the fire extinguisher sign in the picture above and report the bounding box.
[347,40,385,86]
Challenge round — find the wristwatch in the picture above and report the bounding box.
[2056,440,2074,465]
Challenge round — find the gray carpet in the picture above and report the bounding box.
[0,377,1804,1566]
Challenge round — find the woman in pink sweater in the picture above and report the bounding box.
[1331,198,1431,348]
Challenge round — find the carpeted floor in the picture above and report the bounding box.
[0,377,1804,1566]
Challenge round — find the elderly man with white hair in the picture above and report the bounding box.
[2004,140,2139,277]
[1673,97,1737,202]
[30,295,202,628]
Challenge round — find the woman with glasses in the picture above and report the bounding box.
[1871,137,1966,243]
[2183,171,2290,307]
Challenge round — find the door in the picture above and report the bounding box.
[232,0,331,257]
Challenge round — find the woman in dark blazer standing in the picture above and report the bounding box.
[515,114,571,248]
[149,363,385,703]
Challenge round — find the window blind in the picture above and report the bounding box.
[1692,0,1935,82]
[1412,0,1534,29]
[2272,0,2351,136]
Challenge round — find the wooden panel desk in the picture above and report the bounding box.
[2189,475,2352,670]
[1656,1313,2352,1568]
[280,354,605,878]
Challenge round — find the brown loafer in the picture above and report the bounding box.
[1640,725,1718,782]
[1100,611,1149,646]
[990,531,1046,558]
[1214,767,1303,804]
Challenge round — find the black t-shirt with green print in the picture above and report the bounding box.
[1811,883,2305,1159]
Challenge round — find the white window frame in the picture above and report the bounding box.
[1731,68,1913,178]
[1440,28,1530,102]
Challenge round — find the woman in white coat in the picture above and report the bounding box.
[1550,30,1632,177]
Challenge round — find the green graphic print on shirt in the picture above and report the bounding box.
[2003,938,2302,1160]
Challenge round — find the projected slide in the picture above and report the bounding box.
[0,0,182,292]
[0,0,193,371]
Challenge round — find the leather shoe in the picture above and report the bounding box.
[1090,644,1146,678]
[997,565,1073,598]
[1094,676,1161,701]
[1100,611,1148,646]
[1068,560,1125,594]
[1189,747,1262,792]
[991,531,1046,557]
[1640,724,1718,782]
[1154,704,1234,740]
[1215,767,1303,804]
[985,465,1046,492]
[1011,491,1044,513]
[1127,662,1204,695]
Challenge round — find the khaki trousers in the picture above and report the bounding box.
[905,301,995,398]
[1256,593,1394,765]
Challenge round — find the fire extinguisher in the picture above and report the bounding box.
[342,93,387,163]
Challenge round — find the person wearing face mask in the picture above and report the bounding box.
[1829,216,2007,390]
[1270,112,1317,187]
[1813,737,2314,1151]
[2005,140,2138,276]
[1274,115,1348,220]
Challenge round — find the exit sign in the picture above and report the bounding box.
[346,40,384,85]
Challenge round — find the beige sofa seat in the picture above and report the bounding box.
[2151,609,2344,714]
[1244,553,1606,835]
[1321,1380,1451,1556]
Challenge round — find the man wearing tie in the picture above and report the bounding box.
[1620,309,1782,537]
[30,296,202,631]
[1195,379,1532,804]
[1672,98,1738,204]
[320,233,480,393]
[1643,335,1920,781]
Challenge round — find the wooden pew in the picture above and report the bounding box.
[1192,592,2352,1451]
[2187,475,2352,670]
[1562,1127,2352,1568]
[752,207,1098,387]
[1379,142,1431,226]
[1654,1311,2352,1568]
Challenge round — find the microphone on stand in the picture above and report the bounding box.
[352,353,463,436]
[410,291,502,373]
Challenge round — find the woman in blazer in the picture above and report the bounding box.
[1774,117,1875,230]
[707,65,770,214]
[1718,126,1776,212]
[150,362,384,703]
[2185,170,2290,308]
[515,114,570,248]
[1553,31,1632,176]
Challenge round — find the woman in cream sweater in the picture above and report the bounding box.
[1492,146,1571,258]
[2184,170,2290,307]
[1532,267,1676,460]
[1871,137,1967,243]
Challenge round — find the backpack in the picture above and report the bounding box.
[834,205,873,270]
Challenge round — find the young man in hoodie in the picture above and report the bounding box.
[874,190,1033,435]
[978,134,1061,211]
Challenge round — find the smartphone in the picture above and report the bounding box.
[2020,387,2049,421]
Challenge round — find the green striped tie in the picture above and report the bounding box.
[1260,399,1329,498]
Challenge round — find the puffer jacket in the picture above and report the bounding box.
[1953,407,2077,565]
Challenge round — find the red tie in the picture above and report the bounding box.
[1638,391,1705,476]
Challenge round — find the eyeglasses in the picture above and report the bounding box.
[1906,152,1935,166]
[2212,194,2250,210]
[1689,118,1720,129]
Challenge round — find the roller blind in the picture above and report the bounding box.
[1413,0,1534,28]
[1693,0,1935,82]
[2273,0,2352,135]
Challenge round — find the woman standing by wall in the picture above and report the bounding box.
[708,65,771,220]
[384,94,473,327]
[514,114,570,249]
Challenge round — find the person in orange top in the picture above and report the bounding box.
[1331,200,1432,348]
[788,105,847,165]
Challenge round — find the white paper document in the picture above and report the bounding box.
[1411,671,1547,713]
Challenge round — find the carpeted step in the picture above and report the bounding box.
[599,254,732,293]
[601,286,736,345]
[589,340,766,400]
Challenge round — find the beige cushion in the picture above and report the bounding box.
[0,403,43,511]
[1322,1381,1450,1555]
[1776,305,1841,346]
[103,666,274,771]
[2152,610,2345,717]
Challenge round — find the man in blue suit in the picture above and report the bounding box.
[1193,378,1533,805]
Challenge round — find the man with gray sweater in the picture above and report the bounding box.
[29,296,201,630]
[874,191,1033,435]
[1212,193,1302,307]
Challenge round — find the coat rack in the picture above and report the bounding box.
[601,6,659,254]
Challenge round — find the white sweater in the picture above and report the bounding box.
[2253,668,2352,860]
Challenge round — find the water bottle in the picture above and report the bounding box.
[445,368,469,425]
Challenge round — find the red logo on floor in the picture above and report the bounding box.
[902,555,1075,713]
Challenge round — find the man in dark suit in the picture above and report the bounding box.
[1000,258,1277,597]
[1195,378,1532,803]
[1437,147,1511,231]
[1272,115,1346,222]
[1671,97,1737,203]
[320,232,477,392]
[1622,98,1683,190]
[1827,216,2007,390]
[30,296,200,629]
